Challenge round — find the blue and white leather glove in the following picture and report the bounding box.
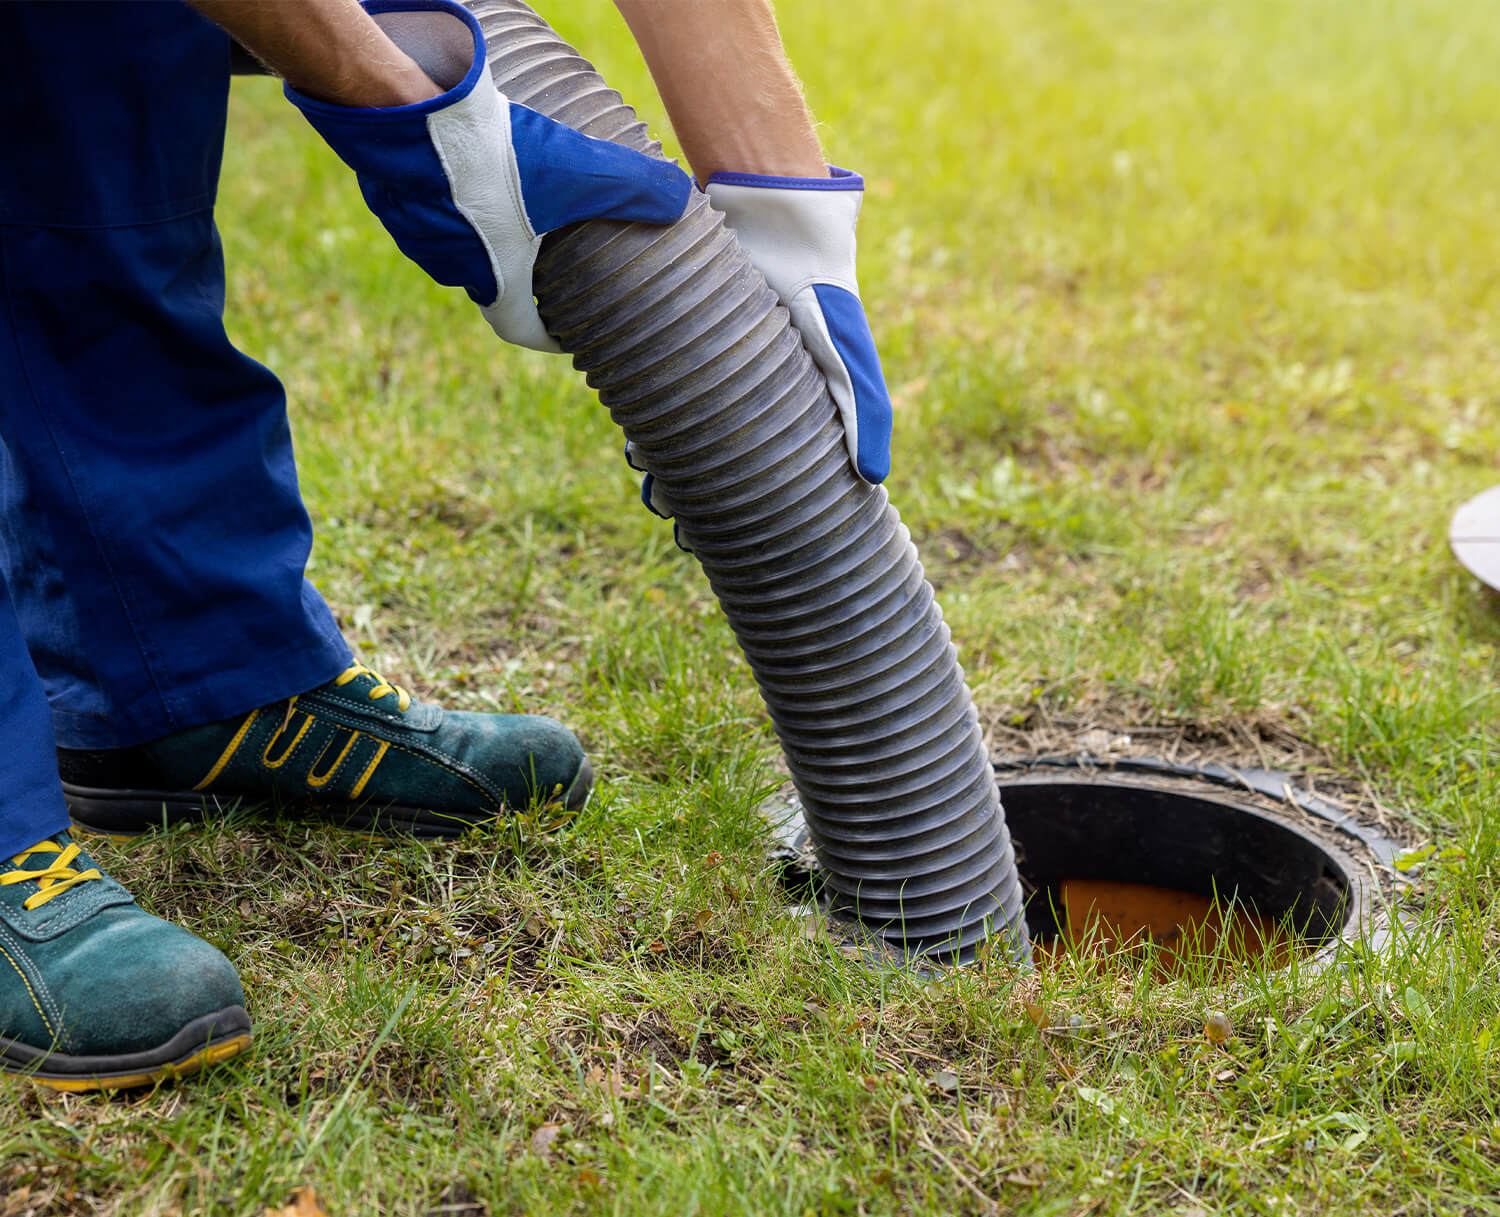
[285,0,692,352]
[705,166,894,484]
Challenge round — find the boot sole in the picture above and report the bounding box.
[1,1005,252,1091]
[62,757,594,840]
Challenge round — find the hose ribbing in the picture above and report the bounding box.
[467,0,1029,962]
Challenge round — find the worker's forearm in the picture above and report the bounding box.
[185,0,439,106]
[613,0,827,183]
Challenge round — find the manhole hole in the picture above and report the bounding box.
[769,755,1408,971]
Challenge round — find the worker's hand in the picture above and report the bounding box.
[705,167,893,483]
[285,0,691,352]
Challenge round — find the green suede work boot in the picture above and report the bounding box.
[58,663,593,838]
[0,833,250,1090]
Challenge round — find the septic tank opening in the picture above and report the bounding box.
[769,754,1405,971]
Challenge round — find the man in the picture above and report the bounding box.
[0,0,893,1089]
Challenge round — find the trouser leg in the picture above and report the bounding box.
[0,3,351,750]
[0,216,353,750]
[0,570,69,859]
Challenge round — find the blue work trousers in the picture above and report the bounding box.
[0,3,352,857]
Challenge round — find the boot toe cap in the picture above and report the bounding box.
[447,711,589,810]
[42,907,246,1059]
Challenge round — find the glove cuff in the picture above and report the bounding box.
[704,165,864,192]
[705,168,862,301]
[284,0,486,131]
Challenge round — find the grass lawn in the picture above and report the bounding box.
[7,0,1500,1212]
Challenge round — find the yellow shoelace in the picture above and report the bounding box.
[1,841,103,911]
[334,662,412,712]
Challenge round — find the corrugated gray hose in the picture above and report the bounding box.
[466,0,1030,964]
